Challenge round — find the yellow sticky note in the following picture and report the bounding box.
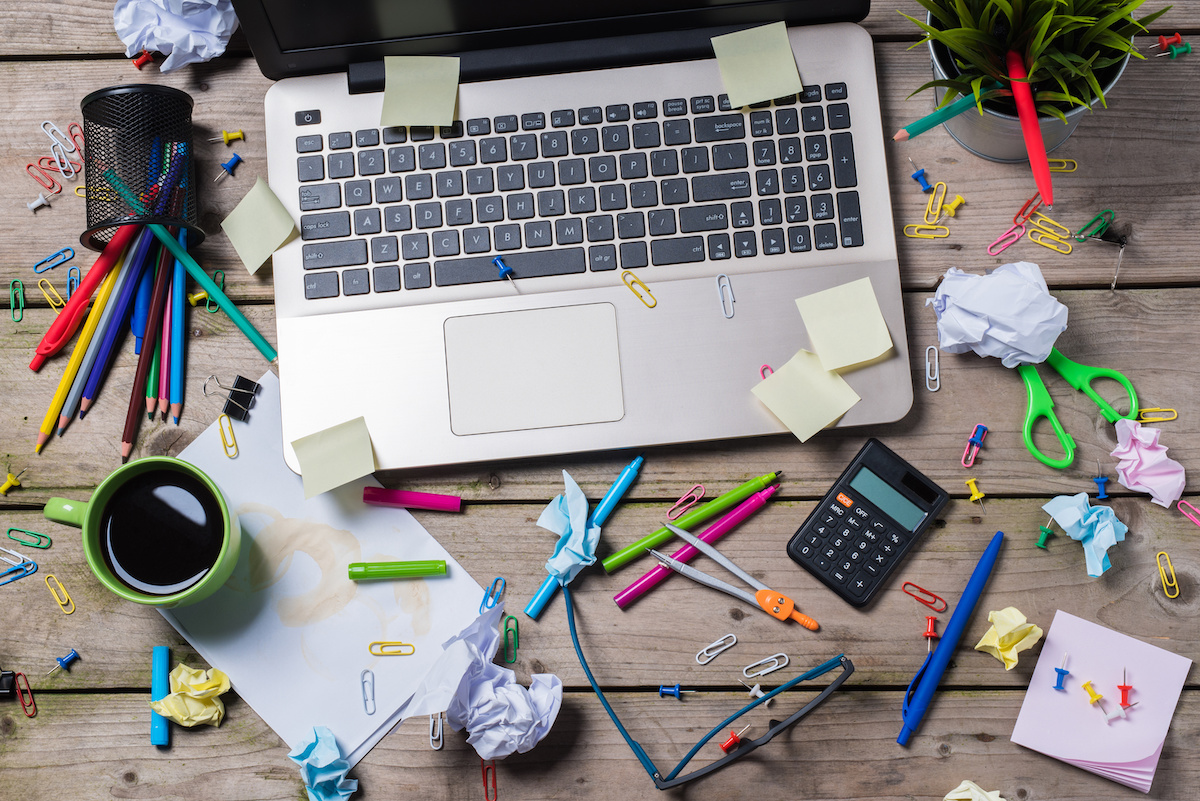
[974,607,1044,670]
[220,177,297,275]
[751,350,860,443]
[291,416,377,499]
[796,277,894,371]
[711,22,803,108]
[382,56,460,127]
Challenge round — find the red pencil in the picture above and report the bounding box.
[1006,50,1054,207]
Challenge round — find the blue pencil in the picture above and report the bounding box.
[131,258,154,355]
[169,229,186,424]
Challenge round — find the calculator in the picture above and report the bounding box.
[786,439,949,607]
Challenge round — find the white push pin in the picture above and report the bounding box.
[739,680,772,707]
[27,193,54,213]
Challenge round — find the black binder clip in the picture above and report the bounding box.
[203,375,260,422]
[0,669,15,700]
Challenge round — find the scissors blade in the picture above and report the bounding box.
[664,523,766,591]
[647,549,760,608]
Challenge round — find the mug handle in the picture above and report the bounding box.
[44,497,88,528]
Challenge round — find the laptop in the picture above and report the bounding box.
[231,0,913,473]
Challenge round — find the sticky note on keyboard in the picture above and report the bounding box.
[751,349,860,442]
[711,22,803,108]
[221,177,297,275]
[291,416,377,499]
[796,277,894,371]
[382,56,460,127]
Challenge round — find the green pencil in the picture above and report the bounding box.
[893,81,1005,142]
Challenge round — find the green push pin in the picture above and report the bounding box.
[1037,517,1055,549]
[1156,42,1192,59]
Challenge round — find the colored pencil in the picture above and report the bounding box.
[892,81,1006,141]
[158,283,172,419]
[145,335,160,420]
[169,230,186,424]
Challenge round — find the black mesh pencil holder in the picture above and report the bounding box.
[80,84,204,251]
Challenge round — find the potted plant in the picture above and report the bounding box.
[902,0,1169,162]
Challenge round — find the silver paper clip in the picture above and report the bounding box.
[430,712,444,750]
[42,121,76,153]
[925,345,939,391]
[695,633,737,665]
[716,274,735,318]
[742,652,789,678]
[361,669,376,715]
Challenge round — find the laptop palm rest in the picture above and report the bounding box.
[443,303,625,435]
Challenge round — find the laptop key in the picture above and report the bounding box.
[681,147,709,174]
[371,236,399,262]
[476,196,503,223]
[463,227,491,253]
[693,115,745,142]
[558,158,586,185]
[555,217,584,245]
[692,172,752,201]
[354,208,382,235]
[494,224,521,250]
[587,214,614,241]
[445,199,472,225]
[679,204,728,232]
[588,156,618,182]
[750,111,773,137]
[620,153,649,180]
[633,102,657,120]
[814,223,839,250]
[648,209,676,236]
[733,231,756,257]
[299,183,340,211]
[762,229,786,255]
[825,82,848,101]
[602,125,630,152]
[663,120,691,146]
[355,129,379,147]
[528,162,556,188]
[449,140,477,166]
[296,134,323,153]
[540,131,569,157]
[466,168,494,194]
[410,126,435,141]
[801,106,825,132]
[708,233,731,259]
[551,110,575,128]
[493,115,518,133]
[651,236,705,265]
[650,149,679,176]
[303,271,338,299]
[837,191,864,247]
[830,132,857,187]
[753,140,776,166]
[402,233,429,259]
[690,96,715,114]
[343,268,370,295]
[434,247,586,285]
[301,211,350,240]
[384,205,412,231]
[755,169,778,196]
[497,164,525,191]
[589,244,617,270]
[479,138,507,163]
[302,239,367,268]
[632,122,660,149]
[759,199,782,226]
[578,106,603,125]
[617,212,645,238]
[405,174,433,200]
[606,104,630,122]
[713,143,748,170]
[345,180,371,206]
[374,264,401,290]
[805,135,828,161]
[329,132,353,149]
[296,110,321,126]
[788,225,811,252]
[808,164,832,191]
[828,103,851,130]
[388,146,415,172]
[415,202,442,229]
[620,242,648,268]
[521,113,546,130]
[731,201,754,227]
[404,262,432,289]
[569,187,597,214]
[297,155,324,182]
[663,98,687,117]
[419,143,447,169]
[811,194,834,220]
[466,118,490,136]
[433,230,460,256]
[800,85,822,103]
[440,122,464,139]
[375,176,402,203]
[383,127,406,143]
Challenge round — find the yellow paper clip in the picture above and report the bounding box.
[1028,212,1072,240]
[1137,407,1177,423]
[45,574,74,615]
[38,279,66,315]
[74,185,118,202]
[10,279,25,322]
[924,181,947,224]
[1157,551,1179,598]
[1028,227,1073,254]
[369,641,415,656]
[218,414,238,458]
[1178,500,1200,528]
[1047,159,1078,172]
[621,270,656,308]
[903,224,950,239]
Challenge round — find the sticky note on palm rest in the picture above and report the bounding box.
[221,177,297,275]
[711,22,803,108]
[291,416,377,498]
[796,277,894,371]
[751,350,860,442]
[382,56,460,127]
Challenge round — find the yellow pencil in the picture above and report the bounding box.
[35,266,121,453]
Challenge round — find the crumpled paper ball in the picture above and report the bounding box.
[148,663,230,726]
[114,0,239,72]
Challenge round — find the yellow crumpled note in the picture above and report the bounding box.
[974,607,1044,670]
[148,664,231,727]
[945,779,1009,801]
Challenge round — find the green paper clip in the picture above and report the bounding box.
[8,528,51,549]
[206,270,225,313]
[503,615,519,663]
[10,280,24,322]
[1074,210,1114,242]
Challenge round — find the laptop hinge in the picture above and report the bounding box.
[347,60,385,94]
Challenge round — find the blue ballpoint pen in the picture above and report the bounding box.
[898,530,1004,746]
[524,454,644,619]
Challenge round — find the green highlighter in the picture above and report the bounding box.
[348,560,448,581]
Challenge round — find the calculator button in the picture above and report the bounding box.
[797,544,815,559]
[861,529,879,544]
[814,556,831,571]
[836,493,853,507]
[871,521,886,532]
[849,577,870,599]
[812,524,831,538]
[848,549,864,562]
[879,543,896,557]
[871,553,887,566]
[838,559,852,572]
[830,569,848,584]
[839,527,853,539]
[822,547,837,560]
[830,536,848,551]
[846,516,862,529]
[852,506,870,520]
[828,504,847,517]
[804,533,821,548]
[822,514,838,527]
[863,562,880,576]
[887,531,906,546]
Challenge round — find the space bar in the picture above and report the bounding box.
[434,248,587,286]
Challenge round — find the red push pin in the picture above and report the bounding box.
[132,50,154,69]
[923,615,939,652]
[1118,667,1133,708]
[1156,33,1184,51]
[719,724,751,754]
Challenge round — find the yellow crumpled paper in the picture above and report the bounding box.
[148,664,231,727]
[974,607,1044,670]
[945,779,1009,801]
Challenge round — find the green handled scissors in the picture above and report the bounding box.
[1017,348,1138,469]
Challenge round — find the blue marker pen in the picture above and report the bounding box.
[524,454,644,619]
[131,262,154,355]
[150,646,170,746]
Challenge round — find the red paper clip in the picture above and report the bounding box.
[37,153,82,176]
[26,163,62,194]
[902,582,948,613]
[67,122,85,154]
[667,484,705,520]
[1014,192,1042,225]
[482,758,497,801]
[15,672,36,717]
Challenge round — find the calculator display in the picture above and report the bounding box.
[848,467,925,531]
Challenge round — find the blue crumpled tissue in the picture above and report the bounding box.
[537,470,600,586]
[288,725,359,801]
[114,0,239,73]
[926,262,1068,368]
[1043,492,1128,578]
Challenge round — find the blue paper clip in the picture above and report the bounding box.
[66,266,81,300]
[0,546,37,585]
[33,247,74,274]
[480,576,505,614]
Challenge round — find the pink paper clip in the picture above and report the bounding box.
[902,581,948,613]
[988,223,1025,256]
[1178,500,1200,528]
[962,424,987,467]
[667,484,706,520]
[1014,191,1042,225]
[760,364,773,379]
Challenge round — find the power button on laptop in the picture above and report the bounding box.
[296,110,322,126]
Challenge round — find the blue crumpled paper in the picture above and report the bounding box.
[113,0,239,73]
[1111,418,1186,508]
[926,262,1069,368]
[1043,492,1128,577]
[288,726,359,801]
[537,470,600,586]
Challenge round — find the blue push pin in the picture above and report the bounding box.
[214,153,243,183]
[907,157,933,192]
[1053,653,1070,691]
[492,256,515,287]
[658,683,695,700]
[1093,459,1109,500]
[45,648,80,676]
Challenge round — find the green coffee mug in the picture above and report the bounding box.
[44,457,241,608]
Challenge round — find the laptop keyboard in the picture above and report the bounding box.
[294,84,862,301]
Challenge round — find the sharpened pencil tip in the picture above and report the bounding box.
[892,129,909,141]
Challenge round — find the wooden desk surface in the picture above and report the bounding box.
[2,4,1199,799]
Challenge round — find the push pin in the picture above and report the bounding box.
[658,683,695,701]
[1156,42,1192,58]
[1053,653,1070,690]
[45,648,80,676]
[209,129,245,146]
[1081,680,1103,705]
[739,680,773,707]
[1037,517,1056,549]
[0,469,26,496]
[961,424,987,467]
[719,724,752,754]
[1156,32,1184,50]
[923,615,939,652]
[214,153,243,182]
[965,478,986,515]
[942,194,966,218]
[1105,701,1138,722]
[1118,668,1133,708]
[132,50,154,69]
[907,157,933,192]
[1093,459,1109,499]
[186,290,209,307]
[27,192,54,213]
[492,256,517,288]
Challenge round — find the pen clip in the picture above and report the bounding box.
[901,651,933,719]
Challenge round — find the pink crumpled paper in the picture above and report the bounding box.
[1111,418,1186,507]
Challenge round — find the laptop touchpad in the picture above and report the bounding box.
[444,303,625,436]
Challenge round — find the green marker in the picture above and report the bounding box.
[348,560,447,580]
[600,471,780,573]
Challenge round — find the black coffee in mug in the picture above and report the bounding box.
[100,469,225,596]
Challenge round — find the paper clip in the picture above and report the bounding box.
[924,182,947,224]
[360,669,376,715]
[218,414,238,458]
[716,273,735,318]
[45,574,74,615]
[15,673,35,718]
[903,223,950,239]
[47,143,80,179]
[1074,210,1114,242]
[430,712,444,750]
[26,162,62,194]
[668,484,706,520]
[743,653,789,678]
[1028,227,1073,254]
[0,560,37,586]
[503,615,519,663]
[1047,159,1078,172]
[368,641,415,656]
[760,364,773,379]
[902,581,948,612]
[203,375,260,422]
[39,279,66,315]
[925,345,939,391]
[8,528,50,549]
[482,759,497,801]
[10,280,25,322]
[1157,552,1179,599]
[67,122,85,153]
[962,424,987,467]
[0,545,29,567]
[206,270,225,313]
[34,247,74,274]
[42,120,76,153]
[1178,500,1200,528]
[695,633,737,665]
[481,576,505,613]
[75,185,118,202]
[622,270,656,308]
[1138,408,1177,422]
[1028,212,1072,240]
[66,266,81,300]
[987,223,1025,255]
[1014,192,1042,225]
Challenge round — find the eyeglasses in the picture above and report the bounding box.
[561,585,854,790]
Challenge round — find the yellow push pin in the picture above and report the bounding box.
[209,129,245,146]
[964,477,986,515]
[1081,680,1104,705]
[0,469,26,495]
[187,290,209,307]
[943,194,966,218]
